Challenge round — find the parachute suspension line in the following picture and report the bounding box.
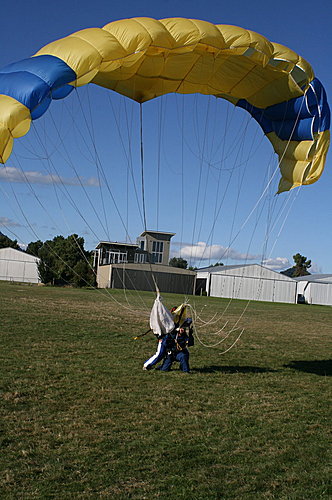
[156,97,163,231]
[231,99,308,305]
[180,95,185,252]
[266,188,301,261]
[196,97,216,247]
[225,114,252,257]
[7,143,102,286]
[80,88,110,240]
[139,103,148,233]
[108,95,145,229]
[75,89,133,244]
[25,97,150,314]
[2,160,95,290]
[73,93,151,316]
[45,105,112,240]
[186,304,245,353]
[208,101,230,265]
[139,102,147,231]
[28,120,105,253]
[193,109,254,269]
[139,102,160,296]
[188,95,212,266]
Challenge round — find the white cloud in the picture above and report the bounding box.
[0,216,22,228]
[262,257,290,270]
[173,241,260,262]
[0,166,99,186]
[309,262,322,274]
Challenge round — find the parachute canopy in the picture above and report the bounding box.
[0,17,329,192]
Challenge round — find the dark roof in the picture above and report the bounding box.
[139,230,175,240]
[96,241,138,249]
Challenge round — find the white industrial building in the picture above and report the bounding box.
[295,274,332,306]
[0,247,40,284]
[196,263,297,304]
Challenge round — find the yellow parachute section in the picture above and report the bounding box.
[0,17,330,192]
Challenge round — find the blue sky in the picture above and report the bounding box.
[0,0,331,272]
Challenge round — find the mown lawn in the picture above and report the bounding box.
[0,282,331,499]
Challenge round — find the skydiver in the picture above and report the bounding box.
[159,317,194,373]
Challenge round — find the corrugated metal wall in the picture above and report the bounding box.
[209,274,297,303]
[0,254,40,283]
[111,268,195,295]
[305,283,332,306]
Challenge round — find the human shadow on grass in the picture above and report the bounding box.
[192,365,277,374]
[284,360,332,376]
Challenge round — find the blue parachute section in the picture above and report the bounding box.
[0,55,76,119]
[237,78,330,142]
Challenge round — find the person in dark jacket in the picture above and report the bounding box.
[160,318,194,373]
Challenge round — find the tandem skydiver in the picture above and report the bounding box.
[143,299,194,373]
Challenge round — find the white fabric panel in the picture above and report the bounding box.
[149,295,175,335]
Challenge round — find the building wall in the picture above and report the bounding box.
[0,248,40,284]
[308,283,332,306]
[144,234,171,266]
[209,273,297,303]
[97,264,111,288]
[111,268,195,294]
[298,281,332,306]
[96,262,196,294]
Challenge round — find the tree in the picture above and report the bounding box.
[0,234,21,250]
[292,253,311,277]
[169,257,188,269]
[281,253,311,278]
[26,240,43,257]
[34,234,95,286]
[213,262,224,267]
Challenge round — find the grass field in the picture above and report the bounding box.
[0,281,331,499]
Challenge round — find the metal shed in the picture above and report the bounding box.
[295,275,332,306]
[0,247,40,284]
[196,263,297,304]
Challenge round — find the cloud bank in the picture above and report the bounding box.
[262,257,290,271]
[173,241,260,262]
[172,241,291,271]
[0,166,99,186]
[0,217,23,228]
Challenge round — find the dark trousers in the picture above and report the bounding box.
[160,349,190,372]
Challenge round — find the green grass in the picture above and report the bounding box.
[0,282,331,499]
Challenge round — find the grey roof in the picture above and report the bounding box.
[198,263,257,273]
[294,274,332,283]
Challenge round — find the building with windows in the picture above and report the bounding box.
[136,231,175,265]
[95,231,195,294]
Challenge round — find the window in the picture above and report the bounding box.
[134,253,147,263]
[109,251,127,264]
[152,241,164,264]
